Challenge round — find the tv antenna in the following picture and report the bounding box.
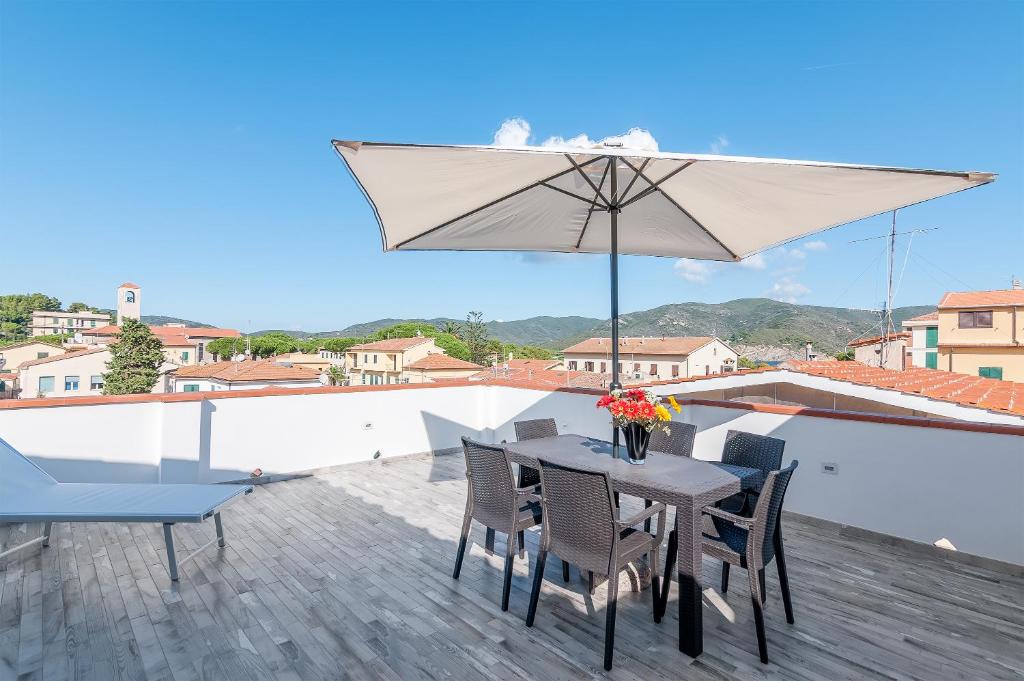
[850,216,938,367]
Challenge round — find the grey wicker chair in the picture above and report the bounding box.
[716,430,786,596]
[701,461,799,664]
[453,437,543,611]
[526,460,666,671]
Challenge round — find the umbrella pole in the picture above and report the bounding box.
[609,157,621,456]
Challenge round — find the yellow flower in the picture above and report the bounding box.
[655,404,671,421]
[668,395,681,413]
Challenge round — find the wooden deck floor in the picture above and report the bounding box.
[2,453,1022,681]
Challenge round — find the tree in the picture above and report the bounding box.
[462,311,490,365]
[207,336,245,360]
[326,365,347,386]
[313,337,364,354]
[0,293,62,337]
[433,333,472,361]
[442,320,462,337]
[834,350,855,361]
[367,322,439,342]
[103,318,165,395]
[67,302,92,313]
[738,356,769,369]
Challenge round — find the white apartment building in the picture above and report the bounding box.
[170,358,326,392]
[902,311,939,369]
[562,336,739,381]
[28,310,111,337]
[17,348,175,398]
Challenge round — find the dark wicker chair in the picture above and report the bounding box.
[716,430,786,595]
[701,461,799,663]
[453,437,543,611]
[526,460,666,671]
[649,422,697,458]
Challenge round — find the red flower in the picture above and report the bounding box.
[596,394,615,408]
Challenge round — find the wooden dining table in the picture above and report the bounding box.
[503,433,762,658]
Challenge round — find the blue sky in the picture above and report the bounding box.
[1,1,1021,331]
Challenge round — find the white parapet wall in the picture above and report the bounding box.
[0,382,1021,565]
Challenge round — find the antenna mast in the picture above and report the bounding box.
[881,210,897,367]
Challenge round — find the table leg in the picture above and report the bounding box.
[676,498,703,657]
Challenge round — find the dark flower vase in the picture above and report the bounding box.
[620,423,652,465]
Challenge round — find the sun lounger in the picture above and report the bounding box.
[0,435,252,580]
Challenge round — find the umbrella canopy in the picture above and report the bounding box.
[332,140,994,261]
[332,139,994,400]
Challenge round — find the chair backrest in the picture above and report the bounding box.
[537,460,617,575]
[721,430,785,477]
[0,435,58,498]
[750,460,799,565]
[649,422,696,458]
[461,437,517,532]
[514,418,558,442]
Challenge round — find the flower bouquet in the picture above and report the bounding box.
[596,388,679,464]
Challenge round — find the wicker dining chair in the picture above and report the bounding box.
[526,460,666,671]
[716,430,786,596]
[701,461,799,664]
[453,437,543,611]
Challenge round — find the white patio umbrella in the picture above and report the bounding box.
[331,139,994,391]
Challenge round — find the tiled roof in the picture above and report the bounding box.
[505,358,562,371]
[903,311,939,323]
[348,337,434,352]
[0,373,16,380]
[784,360,1024,416]
[562,336,716,356]
[90,325,241,340]
[119,282,140,288]
[847,332,910,348]
[405,354,483,370]
[0,339,65,351]
[17,348,108,369]
[172,359,322,383]
[470,366,609,389]
[938,289,1024,309]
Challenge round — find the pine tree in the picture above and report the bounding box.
[102,318,165,395]
[463,311,490,365]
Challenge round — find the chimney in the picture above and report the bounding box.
[1013,277,1022,290]
[805,342,816,361]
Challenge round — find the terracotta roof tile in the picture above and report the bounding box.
[903,311,938,323]
[405,354,483,370]
[172,359,322,383]
[847,332,910,348]
[348,337,434,352]
[783,360,1024,416]
[17,348,108,369]
[562,336,717,356]
[938,289,1024,308]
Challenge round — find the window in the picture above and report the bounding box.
[38,376,54,393]
[90,320,97,328]
[567,361,578,370]
[672,364,679,378]
[183,384,200,392]
[713,347,717,356]
[650,363,657,375]
[197,344,205,362]
[363,354,369,363]
[90,375,104,390]
[37,352,49,359]
[979,367,1003,380]
[125,291,135,303]
[584,361,595,372]
[599,361,606,373]
[925,326,938,348]
[373,354,378,364]
[633,363,641,372]
[65,375,80,391]
[925,352,938,369]
[958,310,993,328]
[181,351,189,362]
[618,363,623,373]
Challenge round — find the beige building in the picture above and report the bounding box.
[272,352,344,373]
[562,336,739,381]
[403,354,483,383]
[28,310,111,337]
[345,336,440,385]
[18,349,113,398]
[83,323,241,366]
[848,332,910,370]
[935,288,1024,381]
[0,340,67,372]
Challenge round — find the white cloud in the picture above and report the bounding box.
[769,277,811,303]
[737,252,767,270]
[674,259,717,284]
[493,118,531,146]
[789,248,807,259]
[541,127,659,152]
[710,134,729,154]
[803,240,828,251]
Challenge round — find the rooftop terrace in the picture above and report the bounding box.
[2,452,1021,680]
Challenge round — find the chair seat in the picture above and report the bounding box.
[515,500,543,530]
[617,527,656,564]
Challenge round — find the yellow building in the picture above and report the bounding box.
[345,336,437,385]
[936,288,1024,381]
[0,340,67,372]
